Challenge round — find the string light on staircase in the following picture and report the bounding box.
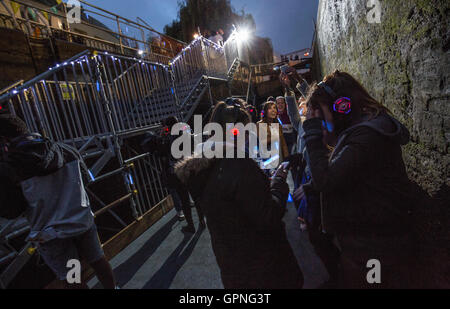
[5,31,237,104]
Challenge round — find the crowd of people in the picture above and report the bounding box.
[172,67,419,289]
[0,66,420,289]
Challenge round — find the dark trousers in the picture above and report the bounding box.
[308,229,341,285]
[168,173,204,227]
[336,233,417,289]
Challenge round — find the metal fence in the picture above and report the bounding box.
[0,0,183,64]
[0,29,247,287]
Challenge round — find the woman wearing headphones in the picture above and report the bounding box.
[282,70,417,288]
[257,101,290,173]
[175,102,304,289]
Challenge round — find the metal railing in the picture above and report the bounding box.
[0,0,185,63]
[0,28,247,287]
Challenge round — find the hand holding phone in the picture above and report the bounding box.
[273,161,290,180]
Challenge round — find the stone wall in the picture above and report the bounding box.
[314,0,449,194]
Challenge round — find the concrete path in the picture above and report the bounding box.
[89,204,329,289]
[89,176,329,289]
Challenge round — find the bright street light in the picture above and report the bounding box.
[236,29,250,42]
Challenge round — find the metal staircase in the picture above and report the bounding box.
[0,33,249,288]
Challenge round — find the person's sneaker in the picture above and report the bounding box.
[177,211,185,221]
[181,225,195,234]
[300,223,308,231]
[199,220,206,229]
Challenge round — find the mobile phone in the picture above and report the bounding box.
[280,161,290,170]
[296,81,309,99]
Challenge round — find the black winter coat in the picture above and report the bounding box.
[302,114,415,236]
[175,156,304,289]
[302,114,417,288]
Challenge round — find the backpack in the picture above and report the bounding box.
[4,135,94,243]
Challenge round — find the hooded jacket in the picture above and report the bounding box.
[175,143,304,289]
[302,113,415,236]
[0,135,63,219]
[0,136,93,242]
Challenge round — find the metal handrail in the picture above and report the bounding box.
[0,12,176,57]
[0,27,250,288]
[78,0,186,46]
[0,80,24,96]
[0,50,90,103]
[3,0,186,52]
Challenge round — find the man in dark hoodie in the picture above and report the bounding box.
[0,115,116,289]
[142,116,205,233]
[289,70,417,289]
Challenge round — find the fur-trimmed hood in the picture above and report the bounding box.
[175,141,240,185]
[175,156,216,185]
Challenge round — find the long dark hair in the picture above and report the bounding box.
[209,102,251,130]
[307,70,390,121]
[261,101,277,123]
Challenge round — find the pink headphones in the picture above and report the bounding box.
[318,82,352,115]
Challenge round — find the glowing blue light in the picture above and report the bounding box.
[287,193,293,203]
[127,173,134,185]
[322,120,334,133]
[96,81,100,92]
[262,155,280,168]
[88,170,95,181]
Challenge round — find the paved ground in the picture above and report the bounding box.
[89,175,329,289]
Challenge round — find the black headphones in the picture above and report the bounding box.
[318,82,352,115]
[224,98,244,121]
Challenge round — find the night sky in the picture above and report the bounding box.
[89,0,319,55]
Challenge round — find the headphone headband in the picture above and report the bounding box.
[317,81,337,99]
[317,82,352,115]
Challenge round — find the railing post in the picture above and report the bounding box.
[201,38,210,76]
[140,27,146,53]
[61,2,72,42]
[246,66,253,104]
[93,53,140,219]
[0,0,20,29]
[168,64,181,120]
[116,16,124,54]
